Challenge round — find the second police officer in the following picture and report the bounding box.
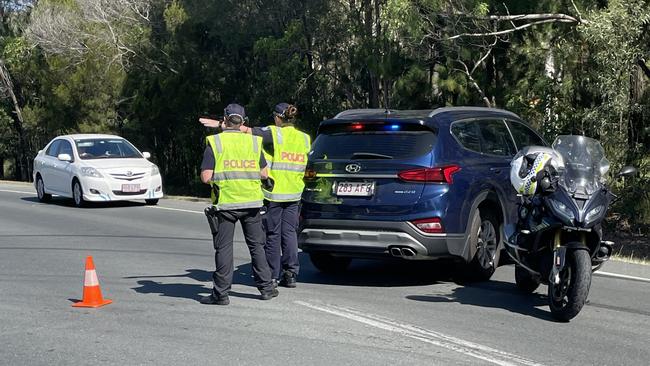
[199,103,278,305]
[243,103,311,288]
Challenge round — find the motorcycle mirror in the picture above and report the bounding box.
[617,166,637,178]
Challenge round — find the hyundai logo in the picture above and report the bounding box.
[345,163,361,173]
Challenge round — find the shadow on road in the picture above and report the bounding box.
[296,252,454,287]
[20,196,146,208]
[406,280,558,321]
[126,254,455,302]
[127,266,268,302]
[131,280,209,301]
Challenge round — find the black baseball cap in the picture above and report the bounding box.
[274,103,290,116]
[224,103,246,119]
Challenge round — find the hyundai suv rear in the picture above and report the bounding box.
[299,107,547,280]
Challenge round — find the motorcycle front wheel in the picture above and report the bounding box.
[548,248,592,321]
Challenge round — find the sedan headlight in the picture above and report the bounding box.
[585,205,605,225]
[151,165,160,176]
[549,199,575,225]
[80,167,103,178]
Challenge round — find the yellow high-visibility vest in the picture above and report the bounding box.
[206,132,264,210]
[263,125,311,202]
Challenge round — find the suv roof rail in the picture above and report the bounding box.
[333,109,398,119]
[428,106,520,119]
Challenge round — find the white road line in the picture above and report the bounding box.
[596,271,650,283]
[145,205,203,214]
[295,301,546,366]
[0,189,35,195]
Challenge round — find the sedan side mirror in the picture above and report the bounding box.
[57,153,72,162]
[617,166,637,178]
[142,152,151,159]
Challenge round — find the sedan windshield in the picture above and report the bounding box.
[75,138,142,160]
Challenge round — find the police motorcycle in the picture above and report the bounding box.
[505,135,637,321]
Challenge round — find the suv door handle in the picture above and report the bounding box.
[490,167,502,174]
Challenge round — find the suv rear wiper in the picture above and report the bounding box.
[350,152,393,159]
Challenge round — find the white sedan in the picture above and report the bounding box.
[33,134,164,207]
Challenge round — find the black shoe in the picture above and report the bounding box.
[279,272,297,288]
[260,288,279,300]
[200,294,230,305]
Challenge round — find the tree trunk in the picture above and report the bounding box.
[628,64,646,160]
[0,60,29,181]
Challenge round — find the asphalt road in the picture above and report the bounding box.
[1,181,649,366]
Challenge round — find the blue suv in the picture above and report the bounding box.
[299,107,547,280]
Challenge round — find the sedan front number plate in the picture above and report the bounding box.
[336,182,375,197]
[122,184,140,193]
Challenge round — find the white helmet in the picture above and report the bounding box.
[510,146,563,196]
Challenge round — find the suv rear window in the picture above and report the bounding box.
[311,131,436,160]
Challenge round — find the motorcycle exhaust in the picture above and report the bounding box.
[594,241,612,262]
[592,241,613,272]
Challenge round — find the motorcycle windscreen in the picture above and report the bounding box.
[552,135,609,195]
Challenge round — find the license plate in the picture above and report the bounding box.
[121,184,140,193]
[336,182,375,197]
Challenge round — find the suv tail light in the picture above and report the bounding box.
[398,165,461,184]
[411,218,444,234]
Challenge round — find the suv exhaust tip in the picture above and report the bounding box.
[390,247,402,257]
[400,247,416,257]
[389,246,418,258]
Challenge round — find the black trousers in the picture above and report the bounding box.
[264,201,300,279]
[208,208,273,297]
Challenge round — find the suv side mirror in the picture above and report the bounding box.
[57,153,72,162]
[142,152,151,159]
[617,166,637,178]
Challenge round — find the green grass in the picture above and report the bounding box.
[612,254,650,265]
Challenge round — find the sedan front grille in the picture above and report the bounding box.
[110,172,146,181]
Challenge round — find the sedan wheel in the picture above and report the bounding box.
[73,180,86,208]
[36,176,51,203]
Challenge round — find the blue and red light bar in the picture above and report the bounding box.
[348,123,401,131]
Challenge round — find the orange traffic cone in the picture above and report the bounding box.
[72,256,112,308]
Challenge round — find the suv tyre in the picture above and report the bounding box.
[459,208,500,282]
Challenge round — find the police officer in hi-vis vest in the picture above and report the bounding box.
[201,103,310,288]
[199,103,278,305]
